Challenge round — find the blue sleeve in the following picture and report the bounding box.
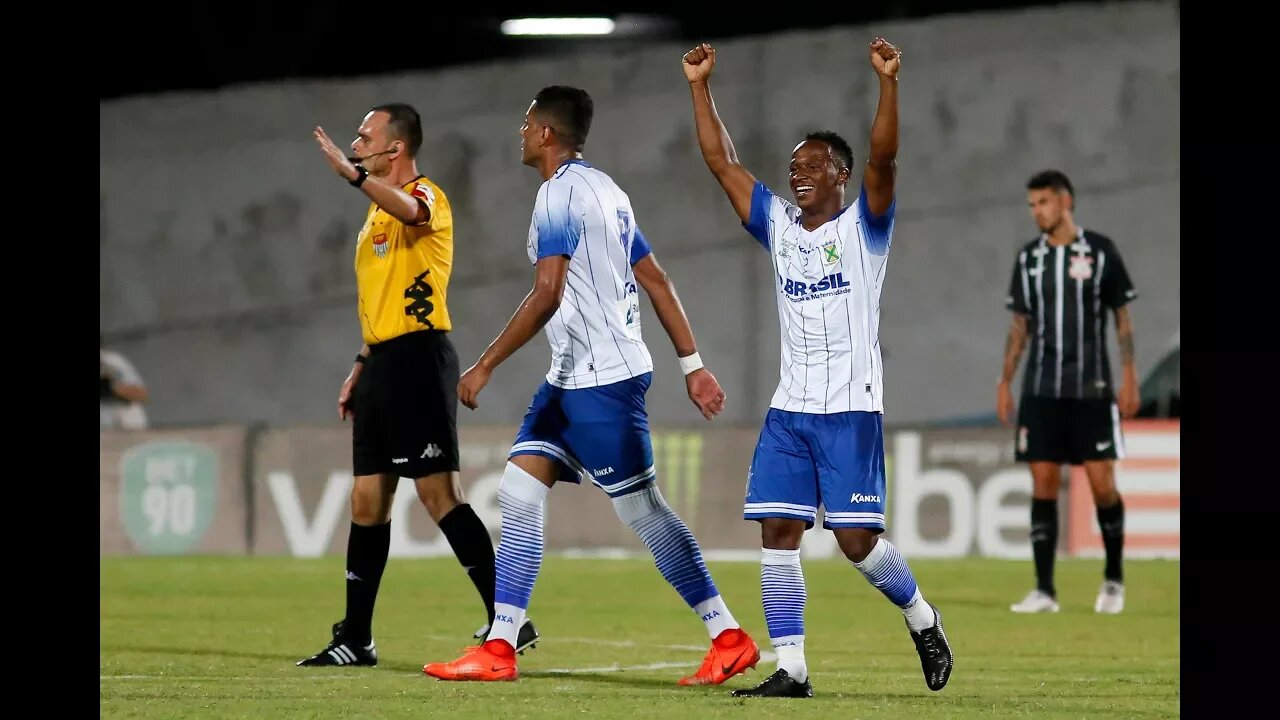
[742,181,773,251]
[534,182,581,259]
[630,225,653,266]
[858,184,895,256]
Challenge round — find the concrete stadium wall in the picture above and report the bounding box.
[99,1,1180,429]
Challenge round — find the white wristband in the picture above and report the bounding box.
[678,352,704,376]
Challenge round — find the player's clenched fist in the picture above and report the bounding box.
[682,43,716,83]
[869,37,902,78]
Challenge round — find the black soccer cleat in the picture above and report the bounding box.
[297,619,378,667]
[730,669,814,698]
[472,619,541,655]
[909,605,953,691]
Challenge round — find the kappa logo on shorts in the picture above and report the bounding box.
[850,493,882,504]
[1018,426,1029,453]
[421,444,442,459]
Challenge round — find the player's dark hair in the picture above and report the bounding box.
[1026,169,1074,199]
[371,103,424,157]
[804,130,855,173]
[533,86,594,151]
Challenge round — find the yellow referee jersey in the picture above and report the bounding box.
[354,175,454,344]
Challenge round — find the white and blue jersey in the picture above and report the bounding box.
[741,181,897,530]
[525,159,654,390]
[512,160,658,496]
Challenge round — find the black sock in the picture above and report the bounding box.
[439,504,497,625]
[343,521,391,645]
[1030,498,1058,597]
[1096,498,1125,583]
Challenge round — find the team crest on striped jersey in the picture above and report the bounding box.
[822,239,840,265]
[372,233,388,259]
[1068,254,1093,280]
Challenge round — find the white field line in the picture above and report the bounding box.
[102,636,778,681]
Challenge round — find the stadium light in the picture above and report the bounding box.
[500,17,617,36]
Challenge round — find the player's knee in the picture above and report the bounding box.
[350,489,390,525]
[835,529,878,563]
[499,461,552,506]
[417,488,456,523]
[760,519,805,550]
[415,474,461,522]
[611,482,665,526]
[1091,484,1120,507]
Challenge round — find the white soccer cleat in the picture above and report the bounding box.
[1094,581,1125,614]
[1010,589,1060,613]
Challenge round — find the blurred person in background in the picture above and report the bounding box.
[298,103,538,668]
[100,339,149,431]
[998,169,1139,615]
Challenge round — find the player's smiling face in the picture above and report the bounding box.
[789,140,848,211]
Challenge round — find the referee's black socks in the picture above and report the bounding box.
[439,503,498,626]
[344,521,391,645]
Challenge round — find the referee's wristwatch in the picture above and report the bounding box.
[349,164,369,188]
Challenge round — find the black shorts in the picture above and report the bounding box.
[352,330,460,478]
[1015,396,1125,465]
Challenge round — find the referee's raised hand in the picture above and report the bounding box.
[314,126,360,183]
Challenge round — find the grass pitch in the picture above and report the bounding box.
[101,555,1178,719]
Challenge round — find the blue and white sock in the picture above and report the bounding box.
[853,538,935,632]
[487,462,550,649]
[762,548,807,682]
[612,484,739,638]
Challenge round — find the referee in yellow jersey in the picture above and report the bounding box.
[299,104,537,667]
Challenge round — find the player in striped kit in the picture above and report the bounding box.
[424,85,760,685]
[682,38,953,697]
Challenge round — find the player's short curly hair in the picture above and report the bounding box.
[1026,169,1074,199]
[804,130,855,173]
[534,86,594,152]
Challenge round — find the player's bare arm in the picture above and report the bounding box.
[314,126,429,225]
[863,37,901,217]
[457,255,570,410]
[633,253,727,420]
[1114,306,1139,418]
[997,314,1029,426]
[683,43,758,225]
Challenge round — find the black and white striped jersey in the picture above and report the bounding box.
[1006,228,1137,400]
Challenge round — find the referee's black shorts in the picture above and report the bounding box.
[352,330,460,478]
[1014,396,1125,466]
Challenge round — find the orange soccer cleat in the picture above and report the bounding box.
[678,628,761,686]
[423,639,519,682]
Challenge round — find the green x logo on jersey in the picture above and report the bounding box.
[823,243,840,264]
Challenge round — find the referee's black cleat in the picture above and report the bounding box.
[909,605,953,691]
[297,620,378,667]
[471,619,541,655]
[730,669,814,698]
